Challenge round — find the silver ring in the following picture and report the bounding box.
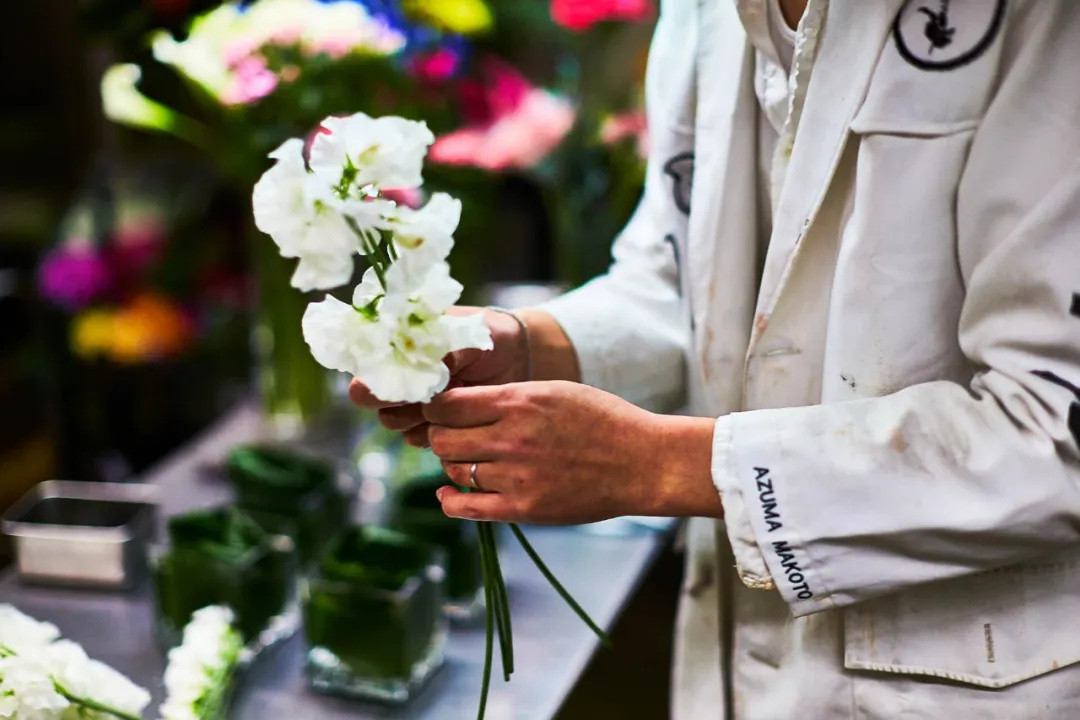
[469,462,480,490]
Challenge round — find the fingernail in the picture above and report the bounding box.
[435,487,446,502]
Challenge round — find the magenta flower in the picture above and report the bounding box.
[409,48,461,83]
[37,244,113,310]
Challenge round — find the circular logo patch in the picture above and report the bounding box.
[893,0,1006,71]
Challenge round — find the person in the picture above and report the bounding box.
[351,0,1080,716]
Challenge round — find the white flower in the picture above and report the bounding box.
[100,64,180,135]
[244,0,405,57]
[151,4,241,101]
[308,113,434,194]
[253,138,373,291]
[302,265,492,403]
[44,641,150,719]
[368,310,492,403]
[383,192,461,264]
[0,607,149,720]
[159,606,241,720]
[0,654,70,720]
[0,605,60,654]
[376,261,463,322]
[302,293,392,376]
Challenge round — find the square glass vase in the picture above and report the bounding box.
[385,473,483,622]
[226,443,352,566]
[302,526,447,704]
[151,507,298,653]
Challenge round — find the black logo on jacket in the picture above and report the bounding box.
[663,152,694,215]
[893,0,1006,71]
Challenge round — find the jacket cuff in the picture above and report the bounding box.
[712,413,836,616]
[712,416,775,590]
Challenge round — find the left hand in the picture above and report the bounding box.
[423,381,722,524]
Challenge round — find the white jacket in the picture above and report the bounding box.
[542,0,1080,717]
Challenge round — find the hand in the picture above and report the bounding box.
[423,381,723,524]
[348,307,528,447]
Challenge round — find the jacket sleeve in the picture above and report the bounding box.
[539,0,696,412]
[713,1,1080,616]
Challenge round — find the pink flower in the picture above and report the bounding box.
[550,0,653,32]
[222,55,278,106]
[409,48,461,83]
[37,244,113,310]
[382,187,424,209]
[431,89,575,171]
[600,109,649,157]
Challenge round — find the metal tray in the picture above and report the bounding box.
[2,480,160,589]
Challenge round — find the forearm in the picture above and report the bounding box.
[647,415,724,519]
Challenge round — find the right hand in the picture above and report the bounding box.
[348,306,529,447]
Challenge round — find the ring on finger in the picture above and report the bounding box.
[468,462,482,491]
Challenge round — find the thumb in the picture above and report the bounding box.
[444,346,485,378]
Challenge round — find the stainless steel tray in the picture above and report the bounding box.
[2,480,160,589]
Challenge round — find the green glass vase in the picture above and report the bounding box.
[226,443,351,566]
[302,526,446,703]
[386,473,483,622]
[250,228,333,438]
[151,507,297,649]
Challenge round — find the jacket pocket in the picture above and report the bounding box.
[843,548,1080,688]
[850,0,1009,137]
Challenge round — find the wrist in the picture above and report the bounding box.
[484,307,532,383]
[517,309,581,383]
[645,415,724,519]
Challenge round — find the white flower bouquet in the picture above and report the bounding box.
[0,605,151,720]
[254,112,493,402]
[252,111,607,718]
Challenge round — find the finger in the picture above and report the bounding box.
[379,404,425,432]
[349,379,405,409]
[403,424,431,448]
[428,424,503,462]
[441,460,516,494]
[435,486,521,522]
[443,346,485,377]
[423,384,510,427]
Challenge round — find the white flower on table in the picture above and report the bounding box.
[0,605,150,720]
[45,640,151,719]
[308,113,434,195]
[0,653,70,720]
[159,606,242,720]
[0,606,60,654]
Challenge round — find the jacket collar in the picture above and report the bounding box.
[750,0,905,351]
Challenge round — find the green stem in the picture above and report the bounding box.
[477,523,511,681]
[476,529,496,720]
[508,523,611,647]
[479,523,513,680]
[55,683,144,720]
[196,670,236,720]
[345,217,386,289]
